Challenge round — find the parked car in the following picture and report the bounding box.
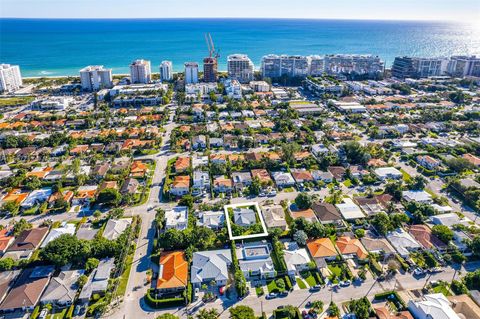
[266,292,277,299]
[413,267,425,276]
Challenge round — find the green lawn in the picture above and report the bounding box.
[296,278,307,289]
[267,280,285,293]
[0,96,35,107]
[283,187,295,193]
[256,286,264,296]
[328,265,342,277]
[433,283,452,296]
[115,248,135,297]
[343,179,353,187]
[300,271,321,287]
[399,169,412,182]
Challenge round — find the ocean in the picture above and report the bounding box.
[1,18,479,77]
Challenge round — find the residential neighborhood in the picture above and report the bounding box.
[0,54,480,319]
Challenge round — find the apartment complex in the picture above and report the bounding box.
[227,54,254,83]
[392,55,480,79]
[129,59,151,84]
[261,55,310,78]
[0,64,22,93]
[260,54,383,79]
[184,62,199,84]
[203,57,218,82]
[323,54,384,78]
[160,61,173,81]
[79,65,113,91]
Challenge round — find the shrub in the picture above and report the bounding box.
[144,289,185,308]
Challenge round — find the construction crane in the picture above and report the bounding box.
[204,33,220,59]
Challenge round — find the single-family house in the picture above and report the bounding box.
[335,236,369,259]
[271,171,295,188]
[261,205,288,230]
[237,242,275,279]
[408,293,461,319]
[41,223,76,248]
[374,167,403,180]
[192,171,210,195]
[198,211,225,229]
[170,175,190,197]
[103,218,132,240]
[233,207,257,227]
[386,228,422,257]
[40,270,84,307]
[417,155,441,170]
[311,202,342,225]
[165,206,188,230]
[283,241,312,276]
[0,266,53,312]
[231,172,253,191]
[402,190,433,204]
[157,251,188,293]
[213,176,233,194]
[4,227,49,260]
[191,249,232,288]
[408,224,448,251]
[291,169,314,184]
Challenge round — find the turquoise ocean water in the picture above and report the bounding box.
[1,18,479,77]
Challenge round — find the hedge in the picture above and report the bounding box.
[374,291,406,310]
[65,304,74,319]
[144,289,185,308]
[284,275,293,291]
[369,259,383,276]
[395,254,409,271]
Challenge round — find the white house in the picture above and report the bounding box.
[374,167,403,180]
[402,190,433,204]
[41,223,76,248]
[408,293,460,319]
[237,242,275,280]
[192,171,210,195]
[386,228,422,257]
[283,241,312,276]
[336,198,365,220]
[165,206,188,230]
[198,211,225,229]
[21,188,53,209]
[271,171,295,188]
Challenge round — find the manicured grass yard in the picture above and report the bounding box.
[328,264,342,277]
[433,283,452,296]
[300,270,321,287]
[343,179,353,187]
[296,278,307,289]
[399,169,412,182]
[267,280,284,293]
[115,247,135,297]
[283,187,295,193]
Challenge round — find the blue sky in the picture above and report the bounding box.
[1,0,479,22]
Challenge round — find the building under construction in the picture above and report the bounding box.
[203,33,219,82]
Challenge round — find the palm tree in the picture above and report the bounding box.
[196,308,219,319]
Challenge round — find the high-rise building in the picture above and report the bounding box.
[184,62,199,84]
[129,59,151,84]
[324,54,384,79]
[0,64,22,93]
[391,57,417,79]
[160,61,173,81]
[392,56,447,79]
[261,55,310,79]
[79,65,113,91]
[227,54,254,83]
[447,56,480,77]
[309,55,325,76]
[203,57,218,82]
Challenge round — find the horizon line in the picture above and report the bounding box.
[0,16,470,23]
